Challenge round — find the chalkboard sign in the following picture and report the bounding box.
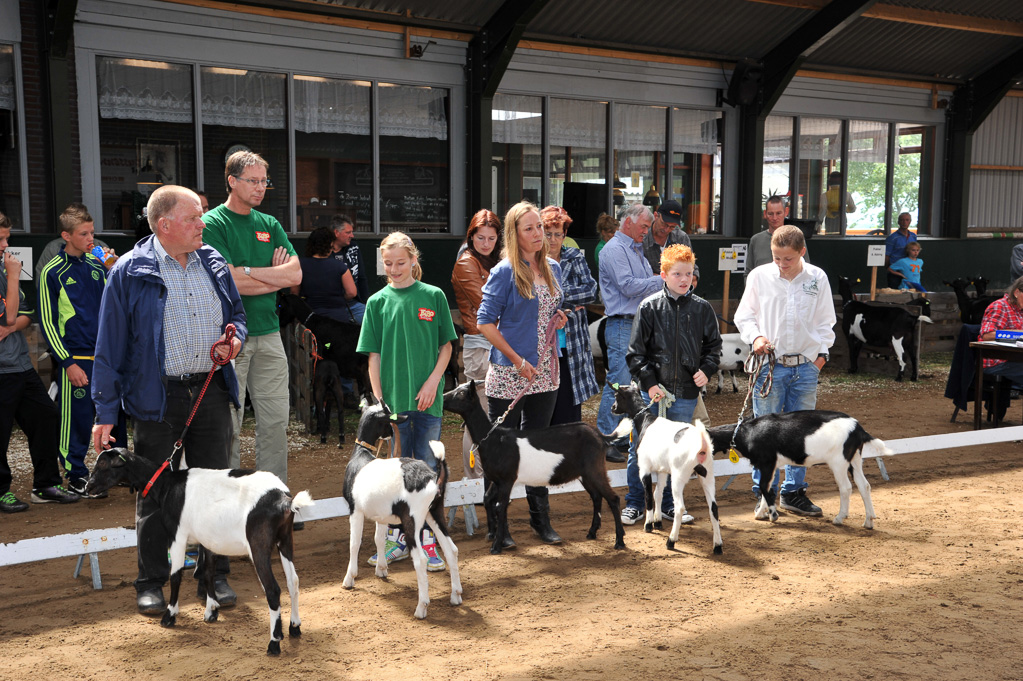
[335,161,448,229]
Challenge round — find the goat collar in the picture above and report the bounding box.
[355,438,387,457]
[141,459,172,498]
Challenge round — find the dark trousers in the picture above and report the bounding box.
[0,368,61,494]
[57,358,127,481]
[550,356,581,425]
[133,372,233,594]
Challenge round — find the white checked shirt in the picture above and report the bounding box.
[735,259,836,361]
[153,236,224,377]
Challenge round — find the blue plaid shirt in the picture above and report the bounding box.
[558,246,599,406]
[153,236,224,377]
[598,231,662,317]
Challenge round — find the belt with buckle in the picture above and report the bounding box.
[167,371,211,385]
[607,314,634,321]
[777,354,809,368]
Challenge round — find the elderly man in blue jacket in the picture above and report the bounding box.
[92,185,247,617]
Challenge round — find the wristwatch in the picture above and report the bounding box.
[817,353,829,362]
[244,266,251,276]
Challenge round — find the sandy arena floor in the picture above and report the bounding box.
[1,356,1021,680]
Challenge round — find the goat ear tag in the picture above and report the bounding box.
[389,414,397,421]
[728,448,741,464]
[611,382,619,390]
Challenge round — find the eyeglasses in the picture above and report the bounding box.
[233,176,273,188]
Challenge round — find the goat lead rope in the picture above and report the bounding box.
[143,324,237,498]
[305,328,323,381]
[472,316,561,465]
[729,344,776,457]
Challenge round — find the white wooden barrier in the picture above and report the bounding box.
[4,425,1022,589]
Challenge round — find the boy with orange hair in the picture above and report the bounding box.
[621,244,722,525]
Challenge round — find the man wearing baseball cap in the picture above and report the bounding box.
[643,199,694,276]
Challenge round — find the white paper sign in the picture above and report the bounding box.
[6,247,33,281]
[718,247,738,272]
[867,245,885,267]
[732,243,747,274]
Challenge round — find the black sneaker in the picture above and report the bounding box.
[620,506,642,525]
[0,491,28,513]
[780,490,823,517]
[30,485,80,504]
[68,477,107,499]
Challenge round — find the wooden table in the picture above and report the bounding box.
[969,341,1023,429]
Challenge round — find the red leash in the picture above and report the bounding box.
[142,323,237,498]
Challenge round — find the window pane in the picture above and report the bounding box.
[894,123,934,235]
[492,93,542,218]
[97,57,196,233]
[614,103,665,210]
[378,83,450,233]
[672,108,722,235]
[797,117,844,234]
[293,76,371,232]
[763,115,793,216]
[845,120,888,235]
[0,45,22,229]
[550,98,606,209]
[201,67,288,227]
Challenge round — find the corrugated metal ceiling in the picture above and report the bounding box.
[270,0,1023,84]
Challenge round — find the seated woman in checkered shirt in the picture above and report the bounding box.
[979,276,1023,388]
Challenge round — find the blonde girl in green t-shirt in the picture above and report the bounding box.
[356,231,456,570]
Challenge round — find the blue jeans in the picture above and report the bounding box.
[391,410,442,471]
[985,361,1023,390]
[340,302,366,395]
[625,392,698,511]
[750,362,819,495]
[596,316,635,436]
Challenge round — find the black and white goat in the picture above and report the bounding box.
[710,333,750,394]
[944,277,999,324]
[313,359,345,446]
[341,402,461,619]
[706,411,891,528]
[85,449,312,656]
[442,381,626,554]
[610,383,722,554]
[838,276,932,381]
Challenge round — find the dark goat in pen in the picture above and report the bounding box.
[944,277,999,324]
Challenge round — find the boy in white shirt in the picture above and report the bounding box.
[734,225,836,516]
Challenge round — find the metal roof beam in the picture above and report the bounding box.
[941,44,1023,238]
[466,0,550,216]
[758,0,879,115]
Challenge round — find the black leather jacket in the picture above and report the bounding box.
[626,286,722,400]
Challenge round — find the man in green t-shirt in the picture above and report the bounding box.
[202,151,301,483]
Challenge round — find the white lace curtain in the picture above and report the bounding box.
[0,47,14,112]
[97,58,448,139]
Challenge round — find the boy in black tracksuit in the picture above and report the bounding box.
[619,244,722,522]
[38,204,124,496]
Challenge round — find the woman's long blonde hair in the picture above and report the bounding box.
[503,201,558,300]
[379,231,423,284]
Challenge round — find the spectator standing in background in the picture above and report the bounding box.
[885,212,917,289]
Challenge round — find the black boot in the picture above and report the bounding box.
[526,487,562,544]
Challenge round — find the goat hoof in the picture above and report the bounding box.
[489,546,502,555]
[320,435,327,444]
[289,624,302,638]
[160,612,176,628]
[614,540,626,550]
[585,531,597,540]
[713,544,723,555]
[342,575,355,589]
[769,511,779,522]
[267,640,281,656]
[414,604,428,619]
[665,538,675,550]
[833,516,846,526]
[644,523,653,533]
[205,608,219,623]
[653,521,663,530]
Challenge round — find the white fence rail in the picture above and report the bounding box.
[3,426,1021,589]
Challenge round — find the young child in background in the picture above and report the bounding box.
[623,244,722,524]
[356,231,457,571]
[887,241,927,292]
[38,204,125,497]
